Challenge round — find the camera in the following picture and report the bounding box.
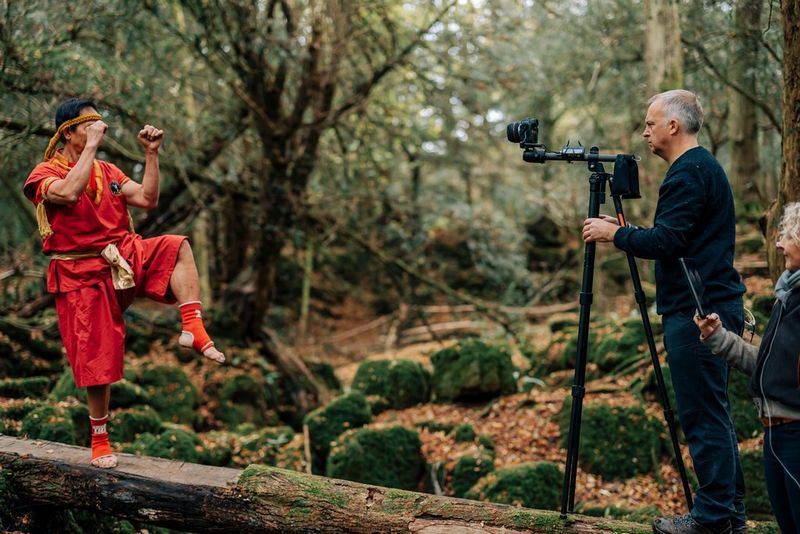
[506,118,539,148]
[506,116,640,199]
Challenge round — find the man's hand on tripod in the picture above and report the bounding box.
[582,215,620,243]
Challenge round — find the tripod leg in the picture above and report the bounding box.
[560,172,606,519]
[611,196,694,512]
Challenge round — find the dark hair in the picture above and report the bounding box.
[54,97,97,141]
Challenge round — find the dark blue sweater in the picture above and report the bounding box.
[613,146,745,315]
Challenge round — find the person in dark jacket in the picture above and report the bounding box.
[695,202,800,534]
[582,89,746,534]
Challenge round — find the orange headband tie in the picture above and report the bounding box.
[42,113,103,161]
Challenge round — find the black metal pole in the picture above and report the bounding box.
[560,171,608,519]
[611,196,694,511]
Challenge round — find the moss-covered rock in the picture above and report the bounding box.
[134,365,198,425]
[465,461,562,510]
[740,448,773,519]
[558,399,662,480]
[430,340,516,402]
[124,425,204,462]
[453,423,476,443]
[451,450,495,497]
[327,426,425,490]
[0,376,51,398]
[20,405,78,445]
[49,368,87,403]
[109,379,151,409]
[304,392,372,474]
[213,372,280,428]
[109,406,162,443]
[351,359,431,412]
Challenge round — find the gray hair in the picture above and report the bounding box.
[779,202,800,245]
[648,89,704,134]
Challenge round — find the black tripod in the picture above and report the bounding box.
[559,157,693,518]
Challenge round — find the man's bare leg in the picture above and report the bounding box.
[170,240,224,363]
[86,384,117,468]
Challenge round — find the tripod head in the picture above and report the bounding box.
[506,117,641,199]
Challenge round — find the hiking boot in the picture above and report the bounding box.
[653,515,732,534]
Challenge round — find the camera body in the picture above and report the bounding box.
[506,116,640,199]
[506,118,539,149]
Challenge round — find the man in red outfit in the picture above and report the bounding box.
[24,98,224,468]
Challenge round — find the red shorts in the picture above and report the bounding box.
[55,234,185,387]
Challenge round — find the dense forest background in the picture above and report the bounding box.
[1,0,799,532]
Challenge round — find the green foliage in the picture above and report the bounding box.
[579,505,662,523]
[125,425,204,463]
[451,450,495,498]
[49,368,87,403]
[728,371,762,440]
[309,362,342,392]
[20,405,77,445]
[109,380,151,409]
[351,359,431,411]
[739,448,773,519]
[214,372,280,428]
[415,420,456,434]
[558,399,662,481]
[0,375,51,398]
[465,461,562,510]
[239,426,296,466]
[430,340,516,402]
[304,392,372,474]
[135,365,198,425]
[327,426,425,491]
[452,423,476,443]
[109,406,163,443]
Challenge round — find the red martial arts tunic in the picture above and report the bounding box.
[24,151,185,386]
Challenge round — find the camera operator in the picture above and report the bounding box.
[582,90,747,534]
[694,202,800,534]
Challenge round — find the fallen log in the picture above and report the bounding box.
[0,436,650,533]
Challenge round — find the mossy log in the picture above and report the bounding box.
[0,436,650,533]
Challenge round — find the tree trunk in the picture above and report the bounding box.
[644,0,683,94]
[728,0,762,208]
[0,436,651,534]
[766,0,800,281]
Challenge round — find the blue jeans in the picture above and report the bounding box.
[763,421,800,533]
[663,300,745,528]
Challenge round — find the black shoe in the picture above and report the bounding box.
[652,515,732,534]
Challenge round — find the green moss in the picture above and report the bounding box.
[20,405,77,445]
[124,425,204,462]
[49,368,87,403]
[466,461,562,510]
[451,451,495,497]
[239,426,295,465]
[109,379,151,409]
[430,340,517,402]
[135,365,198,424]
[452,423,476,443]
[303,392,372,474]
[728,371,762,440]
[327,426,425,490]
[415,420,456,434]
[381,488,420,514]
[352,359,431,412]
[109,406,162,443]
[238,465,351,509]
[201,430,237,466]
[558,400,662,481]
[0,398,43,420]
[0,376,51,398]
[214,372,280,428]
[309,362,341,392]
